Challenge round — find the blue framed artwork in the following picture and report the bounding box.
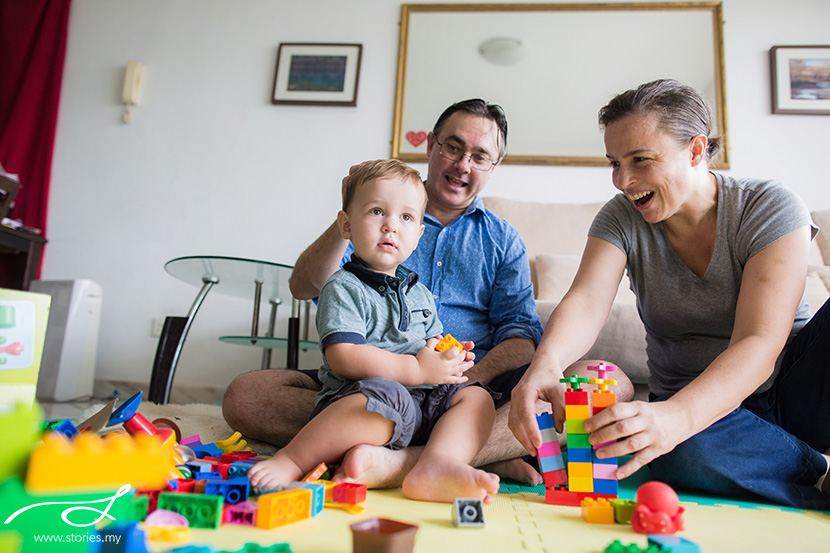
[272,43,362,106]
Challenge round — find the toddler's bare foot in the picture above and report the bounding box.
[332,444,420,489]
[247,453,303,492]
[402,455,500,503]
[481,457,543,486]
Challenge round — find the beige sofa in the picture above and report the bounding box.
[483,196,830,388]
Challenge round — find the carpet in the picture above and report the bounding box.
[80,403,830,553]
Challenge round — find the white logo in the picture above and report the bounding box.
[4,484,132,528]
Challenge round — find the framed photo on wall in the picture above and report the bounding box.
[770,45,830,115]
[271,43,362,106]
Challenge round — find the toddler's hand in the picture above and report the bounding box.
[416,337,474,385]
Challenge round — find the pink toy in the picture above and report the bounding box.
[631,481,685,534]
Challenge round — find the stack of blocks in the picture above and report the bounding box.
[541,363,620,506]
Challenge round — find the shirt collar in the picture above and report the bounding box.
[342,255,419,297]
[424,195,486,227]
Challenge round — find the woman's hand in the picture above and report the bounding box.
[584,399,692,479]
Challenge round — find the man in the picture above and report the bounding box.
[223,99,633,486]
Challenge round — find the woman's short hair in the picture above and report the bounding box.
[598,79,722,163]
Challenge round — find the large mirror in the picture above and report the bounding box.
[392,3,728,167]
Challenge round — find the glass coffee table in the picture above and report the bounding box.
[149,255,317,404]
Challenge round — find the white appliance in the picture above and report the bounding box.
[30,279,102,401]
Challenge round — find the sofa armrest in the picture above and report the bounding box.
[535,300,649,385]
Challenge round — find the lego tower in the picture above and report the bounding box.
[540,363,619,506]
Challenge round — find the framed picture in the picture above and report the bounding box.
[770,45,830,115]
[271,43,362,106]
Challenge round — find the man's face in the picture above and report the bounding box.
[425,112,501,216]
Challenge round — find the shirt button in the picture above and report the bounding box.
[437,261,442,267]
[433,294,438,299]
[379,286,386,292]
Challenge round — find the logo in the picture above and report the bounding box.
[4,484,131,528]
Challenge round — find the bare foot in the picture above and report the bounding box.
[332,444,421,489]
[247,453,303,492]
[481,457,543,486]
[402,454,500,503]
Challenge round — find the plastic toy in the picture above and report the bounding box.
[452,497,485,527]
[435,333,463,353]
[332,482,368,505]
[204,477,250,504]
[91,521,150,553]
[157,492,224,529]
[25,431,177,492]
[632,481,685,534]
[214,431,251,453]
[350,517,418,553]
[223,500,258,526]
[580,496,615,524]
[287,481,324,516]
[256,488,312,529]
[535,412,567,487]
[603,540,660,553]
[609,498,637,524]
[647,535,701,553]
[301,461,328,482]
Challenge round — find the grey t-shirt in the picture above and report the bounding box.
[589,173,817,396]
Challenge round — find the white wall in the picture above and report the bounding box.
[43,0,830,390]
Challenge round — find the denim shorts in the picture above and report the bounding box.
[309,377,491,450]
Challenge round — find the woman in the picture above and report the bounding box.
[508,79,830,509]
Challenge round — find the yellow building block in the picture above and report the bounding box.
[565,404,590,420]
[435,334,463,353]
[568,477,594,493]
[257,488,312,529]
[25,431,177,492]
[567,462,594,478]
[581,497,615,524]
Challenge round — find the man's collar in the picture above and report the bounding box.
[424,195,485,226]
[342,255,419,297]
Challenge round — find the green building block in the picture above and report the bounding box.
[158,492,224,529]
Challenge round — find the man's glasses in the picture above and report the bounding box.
[433,138,497,171]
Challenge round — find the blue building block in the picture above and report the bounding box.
[567,448,592,463]
[205,477,250,504]
[647,535,701,553]
[593,478,619,495]
[539,454,566,473]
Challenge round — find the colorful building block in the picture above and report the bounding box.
[256,488,312,529]
[609,498,637,524]
[301,461,328,483]
[157,492,223,529]
[0,402,41,482]
[581,497,615,523]
[25,431,177,492]
[647,535,701,553]
[332,482,368,505]
[452,497,485,527]
[223,500,258,526]
[204,477,250,504]
[435,333,463,353]
[350,518,418,553]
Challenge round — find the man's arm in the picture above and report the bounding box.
[289,221,349,300]
[465,337,535,385]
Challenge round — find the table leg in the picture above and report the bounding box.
[149,276,217,404]
[260,298,280,370]
[286,298,300,370]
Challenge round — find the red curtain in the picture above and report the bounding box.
[0,0,72,239]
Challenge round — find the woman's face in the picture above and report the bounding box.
[604,112,701,224]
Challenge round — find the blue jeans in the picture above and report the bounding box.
[649,298,830,510]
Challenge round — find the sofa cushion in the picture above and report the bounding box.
[535,253,636,304]
[536,300,649,384]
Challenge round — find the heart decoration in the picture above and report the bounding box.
[406,130,428,147]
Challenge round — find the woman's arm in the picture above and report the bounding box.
[509,237,627,453]
[586,226,812,479]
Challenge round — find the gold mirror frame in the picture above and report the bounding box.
[392,2,729,167]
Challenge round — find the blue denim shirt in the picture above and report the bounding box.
[342,196,542,361]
